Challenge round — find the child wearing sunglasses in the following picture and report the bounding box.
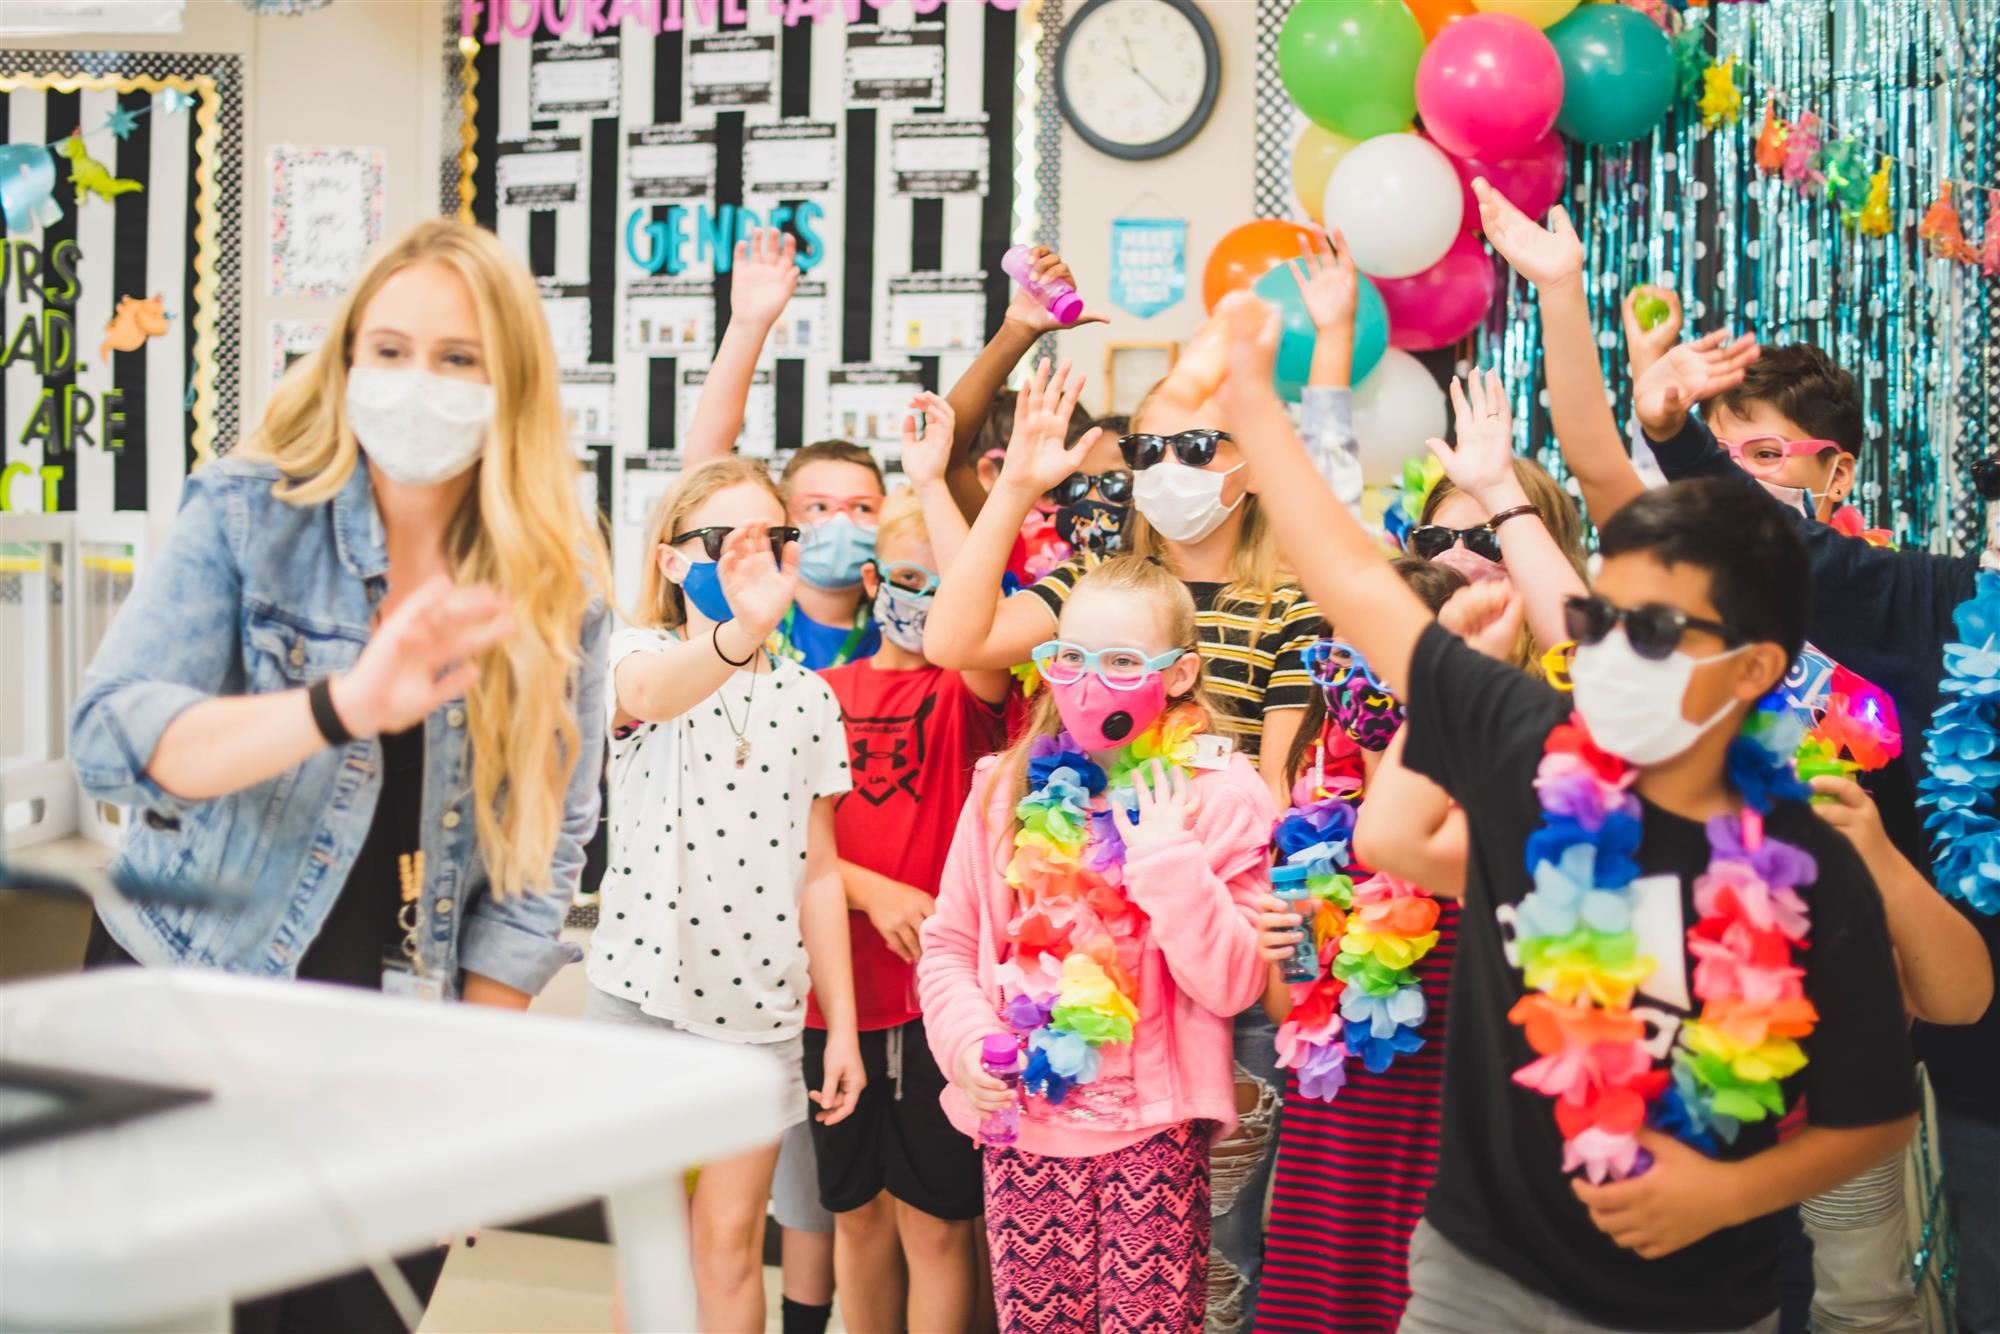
[586,456,864,1334]
[918,554,1277,1334]
[803,408,1016,1334]
[1214,287,1917,1334]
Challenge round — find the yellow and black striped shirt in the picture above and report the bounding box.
[1026,556,1324,760]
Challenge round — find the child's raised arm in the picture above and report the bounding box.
[681,226,799,466]
[898,391,1013,704]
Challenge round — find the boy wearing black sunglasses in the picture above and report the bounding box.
[1211,290,1916,1334]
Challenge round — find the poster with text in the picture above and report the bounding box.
[268,319,329,387]
[561,366,617,446]
[268,145,385,299]
[1108,218,1187,320]
[885,273,986,355]
[890,115,988,197]
[677,366,775,458]
[495,135,583,208]
[762,278,828,361]
[626,125,716,201]
[688,33,775,109]
[743,120,838,196]
[539,281,595,369]
[844,24,945,106]
[530,36,620,119]
[625,278,716,356]
[828,364,925,469]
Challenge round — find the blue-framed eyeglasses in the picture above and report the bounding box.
[1032,640,1185,690]
[871,560,940,596]
[1303,639,1382,693]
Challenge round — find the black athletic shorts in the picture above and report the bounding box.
[802,1018,983,1221]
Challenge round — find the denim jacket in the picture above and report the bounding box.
[69,454,607,997]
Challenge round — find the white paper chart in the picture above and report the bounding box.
[762,278,829,361]
[676,366,776,458]
[744,121,839,196]
[844,24,945,106]
[625,278,717,356]
[688,33,775,108]
[828,364,926,468]
[496,136,583,208]
[626,125,716,201]
[540,283,595,369]
[885,273,987,354]
[891,116,988,197]
[530,37,620,118]
[561,367,617,446]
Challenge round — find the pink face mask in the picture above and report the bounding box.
[1050,673,1169,751]
[1429,543,1508,585]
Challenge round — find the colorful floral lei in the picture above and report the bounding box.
[1271,724,1442,1103]
[998,715,1201,1105]
[1511,698,1821,1182]
[1917,570,2000,915]
[1828,504,1898,550]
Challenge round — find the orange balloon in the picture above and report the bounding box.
[1202,218,1321,313]
[1404,0,1476,41]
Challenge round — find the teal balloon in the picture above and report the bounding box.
[1277,0,1425,141]
[1251,263,1389,404]
[1546,5,1676,146]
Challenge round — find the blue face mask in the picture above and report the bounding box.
[679,558,735,624]
[798,515,877,590]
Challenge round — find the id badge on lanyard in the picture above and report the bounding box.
[383,848,444,1001]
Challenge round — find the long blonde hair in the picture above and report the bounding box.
[985,556,1228,849]
[1422,455,1586,677]
[633,457,786,630]
[240,219,611,901]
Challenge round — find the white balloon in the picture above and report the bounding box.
[1324,133,1464,279]
[1353,349,1447,486]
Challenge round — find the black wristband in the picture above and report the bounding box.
[1487,504,1541,531]
[308,676,356,747]
[712,624,760,668]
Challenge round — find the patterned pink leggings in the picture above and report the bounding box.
[982,1122,1212,1334]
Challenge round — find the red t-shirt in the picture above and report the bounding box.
[806,662,1009,1031]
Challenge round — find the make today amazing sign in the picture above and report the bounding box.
[461,0,1024,39]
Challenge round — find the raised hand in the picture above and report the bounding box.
[1005,245,1110,334]
[715,520,800,636]
[331,575,515,739]
[1293,228,1359,334]
[729,225,801,328]
[898,390,957,490]
[1475,177,1583,291]
[1439,580,1526,661]
[1427,369,1522,512]
[1001,358,1100,497]
[1621,284,1684,383]
[1110,759,1197,853]
[1633,329,1761,440]
[1212,289,1283,421]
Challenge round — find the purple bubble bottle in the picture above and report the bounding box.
[978,1033,1022,1147]
[1000,244,1084,326]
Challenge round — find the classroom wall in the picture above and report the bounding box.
[1048,0,1256,418]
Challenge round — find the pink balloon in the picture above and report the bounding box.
[1414,13,1564,159]
[1373,233,1500,351]
[1441,130,1569,233]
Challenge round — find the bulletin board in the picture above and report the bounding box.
[0,51,245,517]
[441,0,1030,605]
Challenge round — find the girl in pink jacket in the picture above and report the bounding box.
[918,556,1278,1333]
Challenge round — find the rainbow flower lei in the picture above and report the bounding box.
[999,715,1201,1105]
[1511,698,1821,1183]
[1271,728,1441,1102]
[1917,570,2000,914]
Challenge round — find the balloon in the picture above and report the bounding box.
[1202,218,1322,312]
[1372,233,1499,351]
[1470,0,1578,27]
[1405,0,1477,41]
[1291,125,1366,227]
[1324,133,1464,279]
[1353,350,1449,486]
[1547,4,1676,145]
[1250,262,1391,402]
[1277,0,1425,141]
[1414,14,1564,160]
[1437,130,1569,232]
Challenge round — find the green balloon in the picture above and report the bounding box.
[1547,4,1676,146]
[1277,0,1424,141]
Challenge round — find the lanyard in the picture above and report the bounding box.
[777,603,871,668]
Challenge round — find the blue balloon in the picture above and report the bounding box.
[1251,261,1389,403]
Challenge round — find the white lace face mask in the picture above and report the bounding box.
[346,367,496,486]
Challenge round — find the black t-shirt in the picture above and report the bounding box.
[1401,623,1918,1333]
[295,724,424,987]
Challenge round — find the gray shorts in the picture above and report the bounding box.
[771,1120,834,1235]
[582,986,809,1131]
[1399,1219,1779,1334]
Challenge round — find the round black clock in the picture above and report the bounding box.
[1056,0,1221,162]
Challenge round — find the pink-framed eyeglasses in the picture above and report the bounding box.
[793,493,884,524]
[1719,434,1847,479]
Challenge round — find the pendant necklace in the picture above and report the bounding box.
[716,655,760,768]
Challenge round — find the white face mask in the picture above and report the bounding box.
[1570,627,1749,766]
[872,584,930,654]
[1132,457,1245,544]
[346,366,496,486]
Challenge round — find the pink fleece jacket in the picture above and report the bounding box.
[917,749,1276,1159]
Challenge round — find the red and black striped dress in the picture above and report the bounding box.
[1252,904,1460,1334]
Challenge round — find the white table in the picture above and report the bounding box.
[0,969,786,1332]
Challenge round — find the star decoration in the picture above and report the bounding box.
[103,105,142,140]
[156,88,197,118]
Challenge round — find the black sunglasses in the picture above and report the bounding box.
[669,524,801,563]
[1972,455,2000,502]
[1118,429,1232,472]
[1409,522,1504,564]
[1563,594,1745,661]
[1049,470,1134,507]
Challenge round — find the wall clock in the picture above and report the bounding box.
[1056,0,1221,162]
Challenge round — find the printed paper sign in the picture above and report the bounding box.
[0,0,183,33]
[539,281,595,369]
[844,24,945,106]
[744,121,839,196]
[621,454,681,527]
[268,319,329,386]
[496,136,584,207]
[763,278,828,360]
[267,145,386,299]
[530,36,620,118]
[828,364,925,462]
[561,367,617,445]
[1109,218,1187,320]
[890,116,988,197]
[678,366,776,458]
[626,278,717,355]
[689,33,776,108]
[627,125,717,201]
[885,273,987,354]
